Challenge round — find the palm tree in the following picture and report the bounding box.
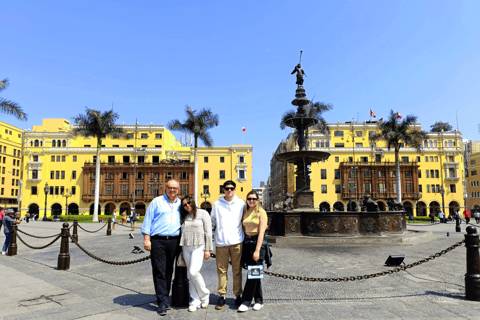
[167,106,219,203]
[280,101,332,149]
[71,108,126,222]
[370,110,427,203]
[0,78,28,120]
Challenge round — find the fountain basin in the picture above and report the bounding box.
[275,150,330,163]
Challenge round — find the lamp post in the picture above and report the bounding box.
[347,119,358,211]
[413,191,422,218]
[62,188,72,215]
[200,192,210,211]
[43,183,49,221]
[440,187,446,216]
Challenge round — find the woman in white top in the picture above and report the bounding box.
[179,195,213,312]
[112,209,117,230]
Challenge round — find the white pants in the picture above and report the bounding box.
[182,244,209,305]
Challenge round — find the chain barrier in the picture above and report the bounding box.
[16,228,61,239]
[69,233,150,265]
[264,239,465,282]
[13,229,62,250]
[76,223,107,233]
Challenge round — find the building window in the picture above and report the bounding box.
[123,156,130,164]
[220,185,225,194]
[360,157,368,162]
[355,131,362,137]
[31,186,37,195]
[51,155,55,162]
[405,171,412,178]
[220,157,225,163]
[180,172,188,180]
[378,183,386,194]
[138,156,144,164]
[203,170,209,179]
[108,156,115,164]
[204,156,208,163]
[335,185,341,194]
[51,171,55,179]
[135,185,144,195]
[335,157,339,162]
[363,169,371,178]
[71,186,76,195]
[141,133,148,139]
[356,143,363,148]
[401,157,409,162]
[472,170,477,176]
[62,156,66,162]
[239,169,245,180]
[121,185,129,195]
[73,156,77,162]
[56,171,60,179]
[239,155,245,163]
[363,183,372,194]
[418,170,421,178]
[180,184,188,194]
[334,131,343,137]
[105,185,113,195]
[32,170,38,179]
[155,133,162,139]
[72,171,77,179]
[321,169,327,179]
[219,170,225,179]
[435,170,439,178]
[369,143,376,148]
[426,170,429,178]
[334,143,344,148]
[450,184,456,193]
[321,185,327,193]
[203,185,209,194]
[405,183,414,193]
[122,172,129,179]
[334,169,340,180]
[61,171,65,179]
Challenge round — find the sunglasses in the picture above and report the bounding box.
[247,198,258,201]
[182,201,191,208]
[224,187,235,191]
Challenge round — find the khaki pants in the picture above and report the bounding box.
[215,243,243,297]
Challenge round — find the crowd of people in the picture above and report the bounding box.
[141,179,271,316]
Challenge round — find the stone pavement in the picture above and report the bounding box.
[2,220,480,319]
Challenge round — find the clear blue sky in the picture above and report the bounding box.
[3,0,480,187]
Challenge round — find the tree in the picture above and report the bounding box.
[370,110,427,203]
[0,78,28,120]
[430,121,452,132]
[280,101,332,148]
[167,106,219,204]
[71,108,126,221]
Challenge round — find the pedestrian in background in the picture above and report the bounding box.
[438,211,445,224]
[0,209,5,232]
[2,209,21,255]
[25,211,30,223]
[464,209,471,225]
[474,211,479,224]
[112,209,117,230]
[429,211,435,223]
[179,195,212,312]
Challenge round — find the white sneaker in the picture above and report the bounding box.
[253,303,263,311]
[1,252,6,256]
[201,301,209,309]
[188,305,199,312]
[237,304,249,312]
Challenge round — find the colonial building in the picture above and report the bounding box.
[268,120,465,217]
[465,140,480,213]
[20,118,252,217]
[0,122,23,211]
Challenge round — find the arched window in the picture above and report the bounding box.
[30,141,33,147]
[40,141,43,147]
[321,141,325,148]
[34,140,39,147]
[62,140,66,147]
[433,140,437,147]
[52,140,56,147]
[424,141,428,147]
[57,140,61,147]
[428,141,432,147]
[448,140,452,147]
[325,141,329,148]
[315,141,319,148]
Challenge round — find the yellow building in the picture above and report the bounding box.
[0,121,23,211]
[20,118,252,218]
[274,120,464,217]
[465,140,480,213]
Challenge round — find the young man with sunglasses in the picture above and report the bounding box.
[142,179,182,316]
[211,180,245,310]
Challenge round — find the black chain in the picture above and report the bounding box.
[76,223,107,233]
[69,234,150,265]
[13,229,62,250]
[264,239,465,282]
[16,228,61,239]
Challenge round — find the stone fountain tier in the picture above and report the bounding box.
[267,211,407,237]
[275,150,331,163]
[282,116,318,129]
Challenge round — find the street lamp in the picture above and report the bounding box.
[62,188,72,215]
[413,191,422,218]
[43,183,49,221]
[346,119,358,211]
[440,187,445,215]
[200,192,210,211]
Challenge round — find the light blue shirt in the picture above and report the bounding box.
[141,194,181,237]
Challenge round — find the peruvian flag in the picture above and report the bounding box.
[397,112,403,119]
[242,126,246,132]
[370,109,376,118]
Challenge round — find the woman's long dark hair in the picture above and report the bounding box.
[180,195,197,224]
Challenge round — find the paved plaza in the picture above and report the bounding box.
[2,220,480,319]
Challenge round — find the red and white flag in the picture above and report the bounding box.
[397,112,403,119]
[242,126,246,132]
[370,109,376,118]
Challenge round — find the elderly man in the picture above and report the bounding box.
[142,179,182,316]
[2,209,21,255]
[211,180,245,310]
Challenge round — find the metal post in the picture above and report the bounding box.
[107,218,112,235]
[7,221,18,256]
[72,220,78,243]
[172,259,190,307]
[456,215,461,233]
[57,222,70,270]
[43,183,49,221]
[465,226,480,301]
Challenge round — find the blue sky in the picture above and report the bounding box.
[2,0,480,187]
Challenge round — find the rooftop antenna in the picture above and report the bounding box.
[456,111,459,130]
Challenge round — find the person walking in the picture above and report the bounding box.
[179,195,213,312]
[464,209,471,225]
[429,211,435,223]
[2,209,21,255]
[141,179,182,316]
[112,209,117,230]
[438,211,445,224]
[237,190,271,312]
[25,211,30,223]
[474,211,479,224]
[211,180,245,310]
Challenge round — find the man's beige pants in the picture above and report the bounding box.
[215,243,243,297]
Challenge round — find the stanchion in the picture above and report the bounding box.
[7,221,18,256]
[171,255,190,307]
[107,218,112,236]
[72,220,78,243]
[465,226,480,301]
[57,222,70,270]
[456,216,461,233]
